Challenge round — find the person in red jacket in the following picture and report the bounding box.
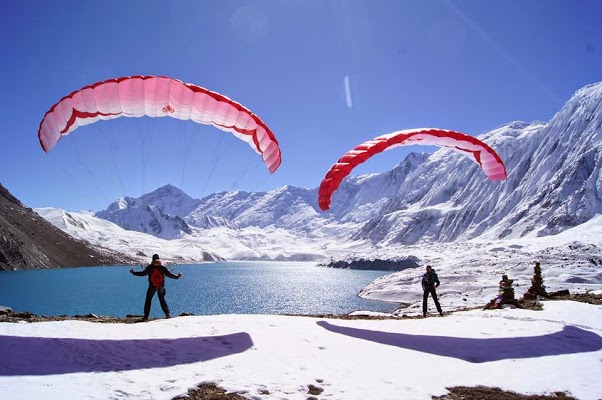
[130,254,182,321]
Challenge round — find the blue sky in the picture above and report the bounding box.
[1,0,601,211]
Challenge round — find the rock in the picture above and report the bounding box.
[12,311,34,318]
[307,384,324,396]
[523,261,549,300]
[0,183,137,270]
[319,256,420,271]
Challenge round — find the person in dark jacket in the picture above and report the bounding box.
[130,254,182,321]
[421,265,443,317]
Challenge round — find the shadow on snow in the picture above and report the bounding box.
[316,321,602,363]
[0,332,253,376]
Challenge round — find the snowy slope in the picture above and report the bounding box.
[95,185,198,239]
[36,208,223,264]
[1,301,601,400]
[358,214,602,315]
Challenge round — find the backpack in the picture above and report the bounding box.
[149,266,165,288]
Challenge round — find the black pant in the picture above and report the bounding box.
[423,286,442,315]
[144,286,170,318]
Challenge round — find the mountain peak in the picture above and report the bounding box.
[574,81,602,96]
[149,184,189,197]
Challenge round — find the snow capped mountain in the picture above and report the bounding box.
[97,202,191,240]
[189,215,240,229]
[42,81,602,263]
[187,186,320,230]
[328,152,430,223]
[36,208,223,264]
[494,83,602,238]
[95,184,198,239]
[355,82,602,245]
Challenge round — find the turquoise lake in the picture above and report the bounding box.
[0,262,398,317]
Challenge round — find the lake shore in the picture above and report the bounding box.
[2,290,599,324]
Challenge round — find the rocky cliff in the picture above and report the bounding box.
[0,184,135,270]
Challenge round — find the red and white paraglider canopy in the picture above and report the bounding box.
[318,128,507,211]
[38,75,282,173]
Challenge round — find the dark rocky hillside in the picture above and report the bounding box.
[0,183,135,271]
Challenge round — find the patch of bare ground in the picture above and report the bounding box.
[171,383,577,400]
[1,292,599,324]
[0,312,198,324]
[514,290,602,311]
[172,383,248,400]
[171,382,327,400]
[433,386,577,400]
[546,290,602,305]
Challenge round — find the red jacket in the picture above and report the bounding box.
[132,264,180,287]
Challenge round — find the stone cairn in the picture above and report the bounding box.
[499,277,516,305]
[523,261,548,300]
[484,275,519,309]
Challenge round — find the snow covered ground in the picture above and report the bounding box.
[358,214,602,316]
[1,301,601,400]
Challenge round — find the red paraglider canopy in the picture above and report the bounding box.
[38,75,282,173]
[318,128,507,211]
